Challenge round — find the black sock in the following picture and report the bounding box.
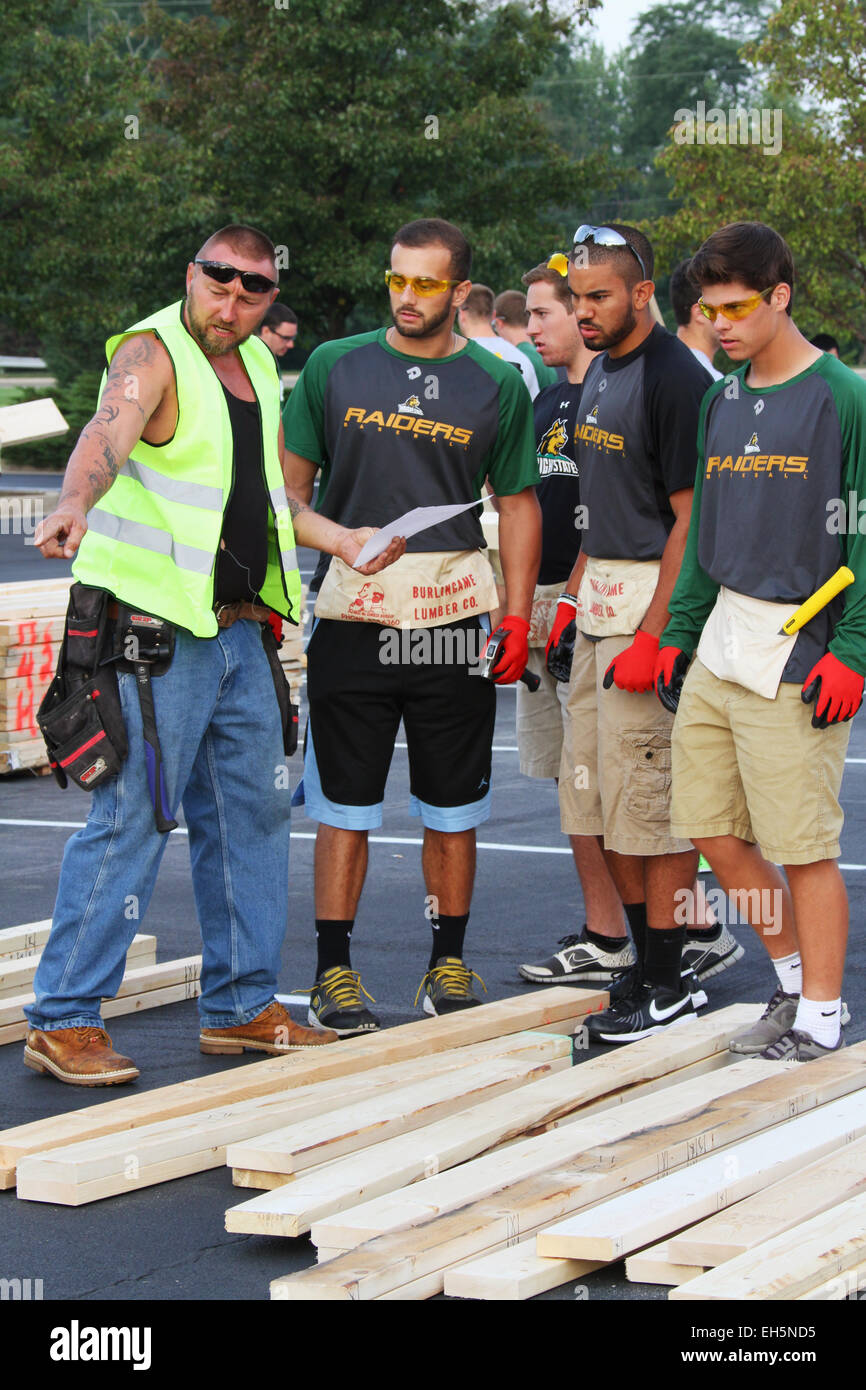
[686,923,721,941]
[623,902,648,966]
[585,925,628,951]
[429,913,469,970]
[644,925,686,993]
[316,919,354,977]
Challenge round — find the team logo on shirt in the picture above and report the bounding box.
[575,400,624,453]
[537,417,578,477]
[705,447,809,477]
[342,404,473,446]
[745,432,760,454]
[539,418,569,455]
[585,403,599,425]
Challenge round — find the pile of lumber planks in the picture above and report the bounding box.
[0,577,308,772]
[0,577,71,772]
[0,918,201,1049]
[231,1004,866,1302]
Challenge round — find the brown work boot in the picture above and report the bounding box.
[200,999,338,1054]
[24,1027,140,1087]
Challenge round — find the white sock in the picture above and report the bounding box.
[794,995,842,1048]
[772,951,802,995]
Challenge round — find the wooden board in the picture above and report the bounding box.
[0,738,48,772]
[536,1089,866,1261]
[445,1241,602,1301]
[0,920,52,959]
[667,1134,866,1266]
[0,933,156,996]
[799,1258,866,1300]
[225,1010,755,1237]
[15,1034,571,1205]
[310,1047,866,1253]
[272,1063,808,1301]
[669,1190,866,1301]
[0,986,605,1182]
[625,1241,707,1287]
[306,1059,785,1257]
[0,956,200,1030]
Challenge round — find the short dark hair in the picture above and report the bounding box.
[261,302,297,330]
[462,284,495,319]
[494,290,528,326]
[571,223,654,289]
[811,332,839,353]
[691,221,794,316]
[521,262,574,312]
[669,259,701,326]
[198,223,277,269]
[392,218,471,282]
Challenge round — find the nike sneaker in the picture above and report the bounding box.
[307,966,380,1037]
[585,979,702,1045]
[682,924,744,981]
[729,987,851,1054]
[415,957,487,1016]
[607,963,707,1009]
[519,928,636,985]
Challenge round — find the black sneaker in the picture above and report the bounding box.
[682,924,744,981]
[307,966,380,1037]
[415,957,487,1016]
[585,980,702,1045]
[606,963,707,1009]
[519,928,636,985]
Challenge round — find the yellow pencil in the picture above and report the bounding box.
[779,566,855,636]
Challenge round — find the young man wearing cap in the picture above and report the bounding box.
[658,220,866,1061]
[545,223,742,1044]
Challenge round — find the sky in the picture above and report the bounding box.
[589,0,651,54]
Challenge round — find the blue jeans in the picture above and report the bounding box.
[26,619,292,1031]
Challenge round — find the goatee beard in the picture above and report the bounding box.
[184,296,250,356]
[391,297,453,339]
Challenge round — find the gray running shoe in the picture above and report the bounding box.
[760,1027,846,1062]
[728,985,798,1054]
[681,924,744,981]
[307,966,380,1037]
[519,928,636,985]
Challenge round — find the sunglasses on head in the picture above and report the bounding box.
[698,286,776,323]
[548,225,648,282]
[195,259,277,294]
[384,270,462,297]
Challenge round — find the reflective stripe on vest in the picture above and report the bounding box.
[72,300,302,637]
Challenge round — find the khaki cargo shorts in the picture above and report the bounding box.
[671,656,851,864]
[517,647,570,779]
[558,632,692,856]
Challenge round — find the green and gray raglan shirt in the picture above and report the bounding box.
[663,353,866,681]
[281,328,539,578]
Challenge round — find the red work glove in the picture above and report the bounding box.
[801,652,864,729]
[602,630,659,694]
[545,594,579,662]
[483,614,530,684]
[654,646,690,713]
[267,611,283,645]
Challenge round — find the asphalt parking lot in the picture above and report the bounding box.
[1,529,865,1307]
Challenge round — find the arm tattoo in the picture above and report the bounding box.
[287,495,310,521]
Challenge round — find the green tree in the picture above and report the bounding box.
[650,0,866,357]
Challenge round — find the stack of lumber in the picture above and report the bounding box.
[233,1010,866,1302]
[0,918,201,1048]
[0,577,309,771]
[1,987,604,1197]
[0,577,71,772]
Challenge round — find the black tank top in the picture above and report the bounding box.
[213,383,269,604]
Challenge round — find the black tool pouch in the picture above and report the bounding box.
[37,585,128,791]
[261,621,299,757]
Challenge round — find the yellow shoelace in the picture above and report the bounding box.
[414,958,487,1008]
[296,968,376,1009]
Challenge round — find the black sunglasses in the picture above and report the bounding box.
[194,259,277,294]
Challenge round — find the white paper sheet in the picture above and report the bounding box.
[352,498,485,568]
